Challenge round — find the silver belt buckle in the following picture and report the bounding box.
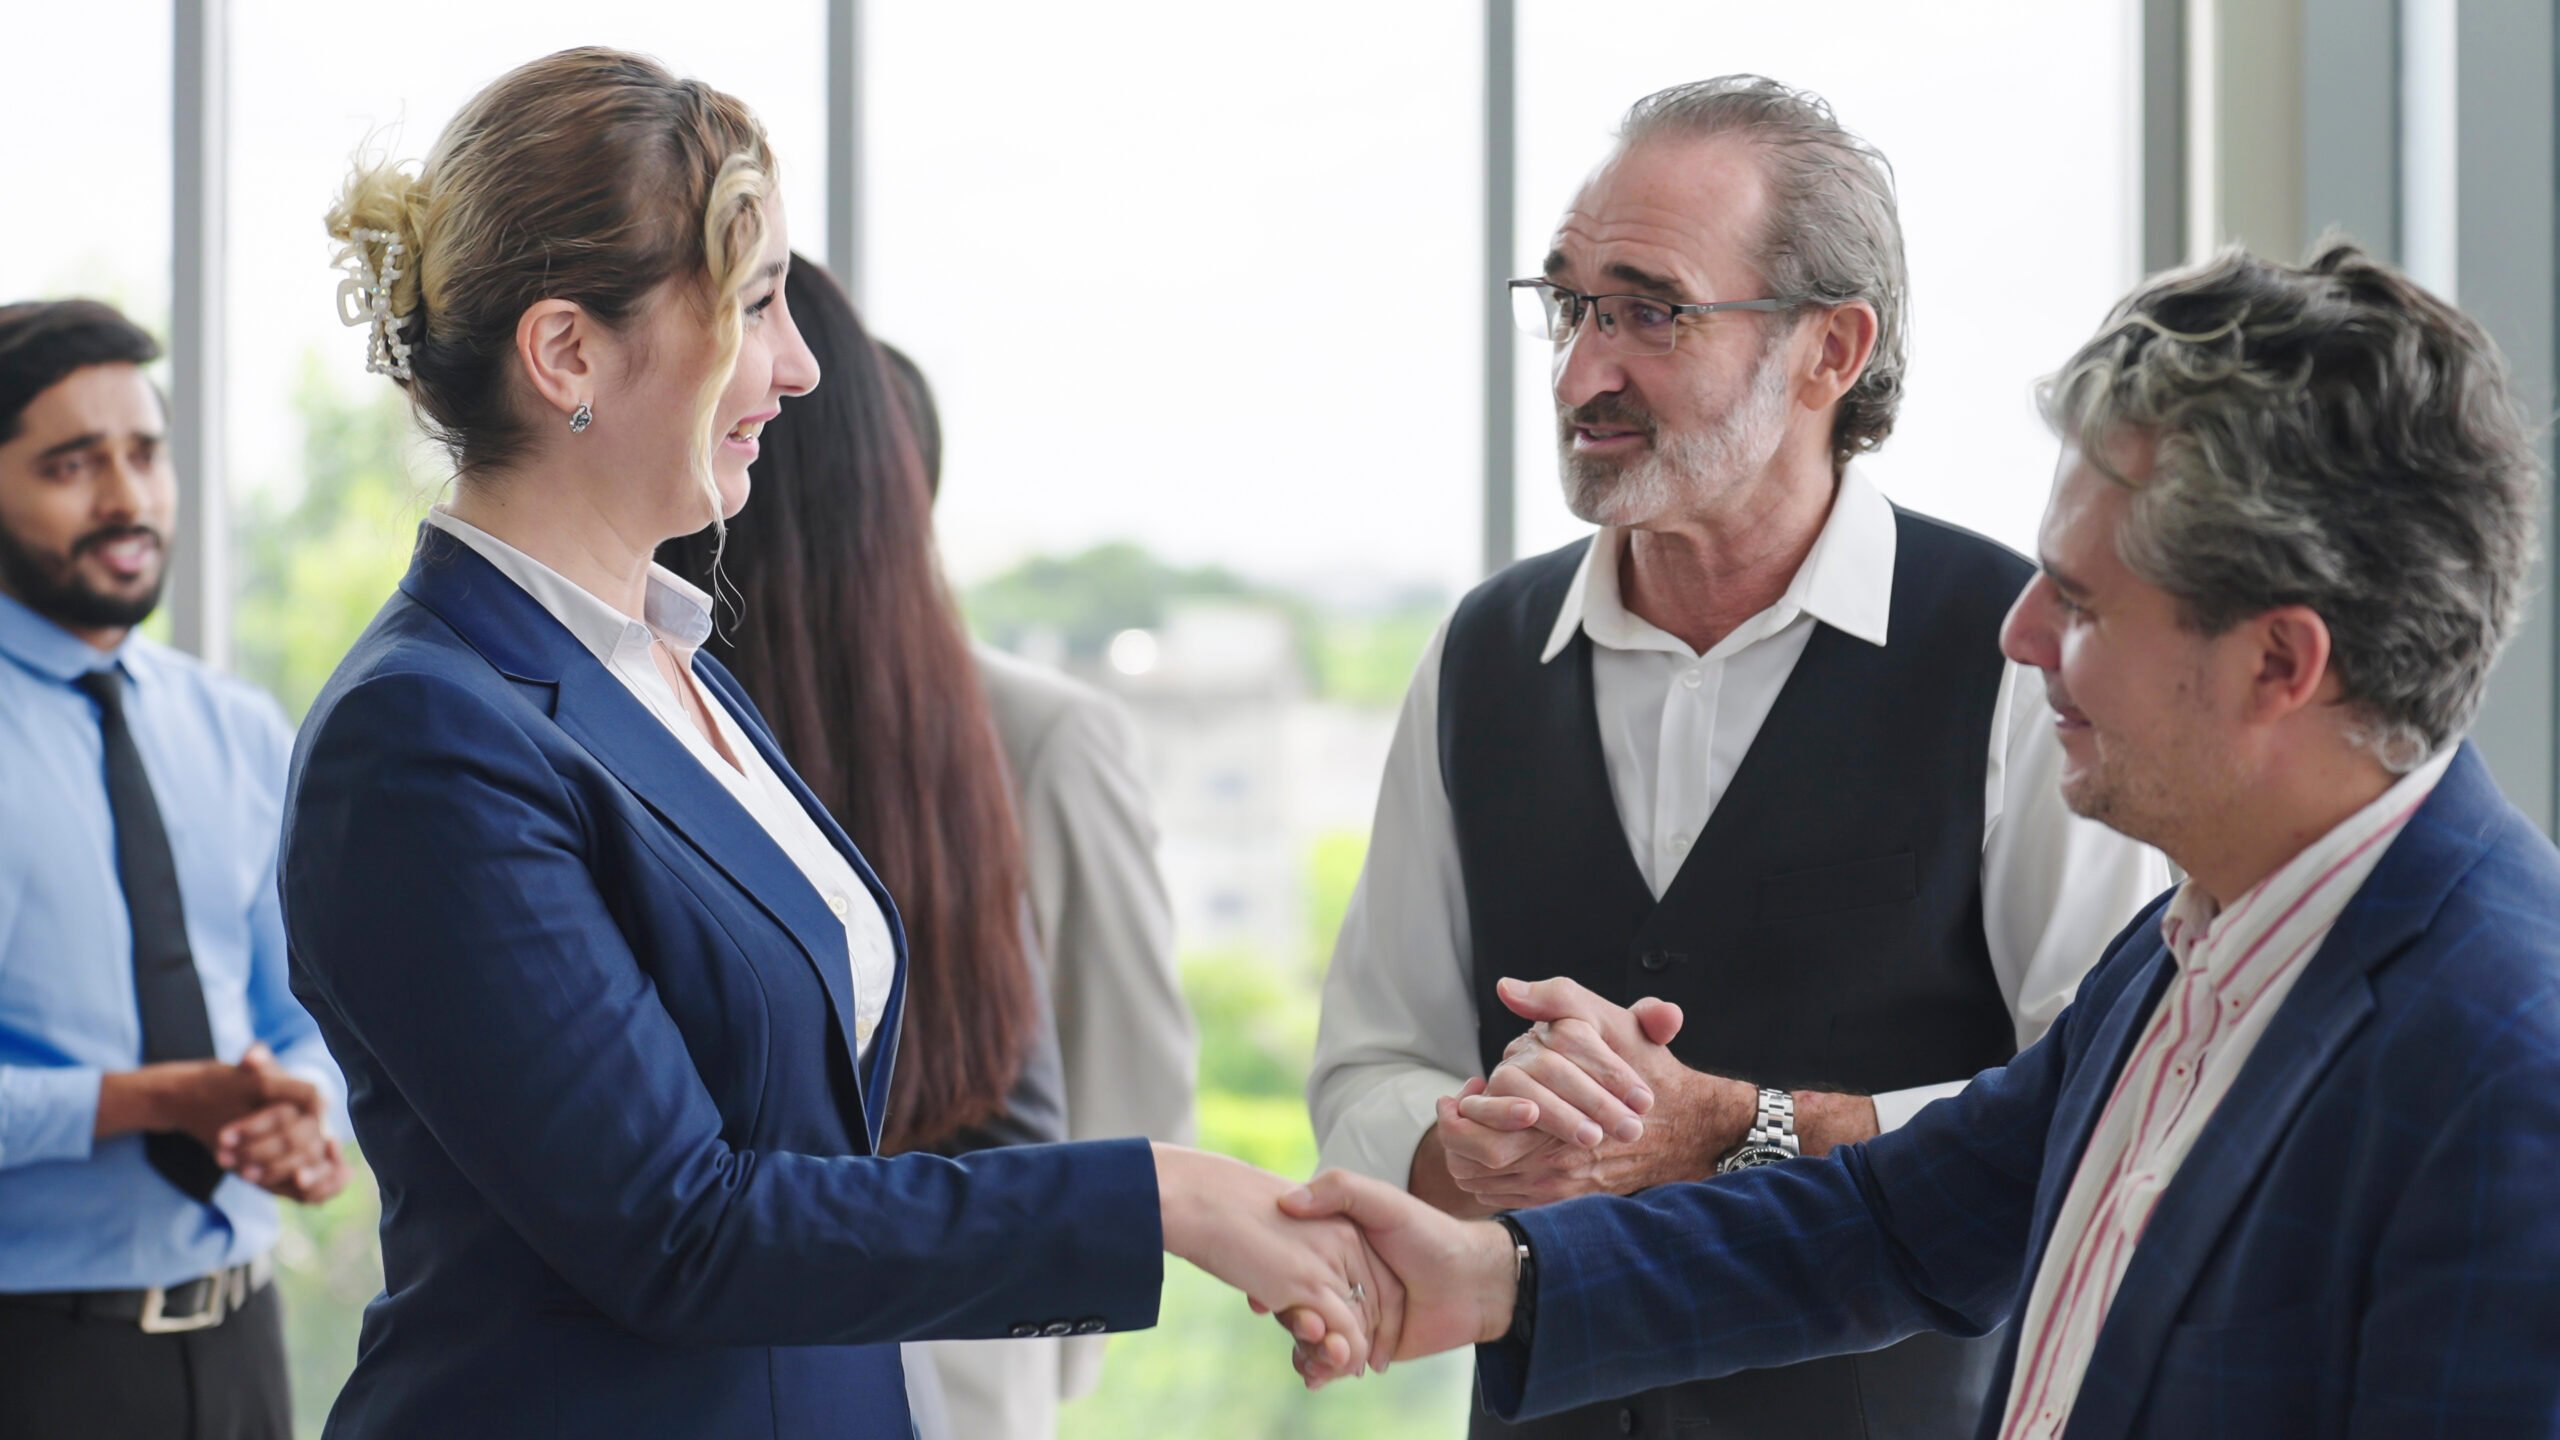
[137,1271,230,1334]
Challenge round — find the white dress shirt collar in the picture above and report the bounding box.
[425,507,716,668]
[1539,463,1898,664]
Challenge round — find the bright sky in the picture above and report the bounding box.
[5,0,2134,610]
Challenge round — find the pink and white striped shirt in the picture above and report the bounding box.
[1995,748,2456,1439]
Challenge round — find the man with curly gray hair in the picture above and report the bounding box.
[1285,241,2560,1440]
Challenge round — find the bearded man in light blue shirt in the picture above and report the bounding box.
[0,298,348,1440]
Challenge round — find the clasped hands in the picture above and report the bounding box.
[96,1043,350,1204]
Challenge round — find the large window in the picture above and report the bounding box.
[222,1,829,716]
[866,4,1488,1432]
[215,9,826,1425]
[0,4,172,326]
[17,7,2162,1436]
[1513,0,2144,560]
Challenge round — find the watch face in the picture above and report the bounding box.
[1718,1144,1792,1174]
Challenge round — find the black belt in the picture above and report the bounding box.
[1,1254,273,1333]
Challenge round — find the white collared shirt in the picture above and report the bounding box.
[1998,747,2457,1440]
[425,509,896,1059]
[1308,467,2173,1184]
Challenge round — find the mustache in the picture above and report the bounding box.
[1560,397,1656,437]
[72,525,163,560]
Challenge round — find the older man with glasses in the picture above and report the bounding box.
[1307,75,2166,1440]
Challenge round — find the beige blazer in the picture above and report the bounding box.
[910,647,1199,1440]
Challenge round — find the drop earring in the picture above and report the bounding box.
[569,402,594,434]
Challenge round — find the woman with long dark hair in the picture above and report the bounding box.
[662,263,1196,1438]
[663,262,1050,1165]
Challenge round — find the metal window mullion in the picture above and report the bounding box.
[827,0,862,307]
[2142,0,2189,272]
[170,0,229,667]
[1481,0,1516,579]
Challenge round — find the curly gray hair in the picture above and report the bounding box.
[2042,239,2543,772]
[1617,76,1908,472]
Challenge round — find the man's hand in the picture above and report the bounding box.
[1275,1170,1518,1388]
[1461,978,1881,1184]
[96,1045,345,1203]
[216,1049,349,1203]
[1430,977,1746,1206]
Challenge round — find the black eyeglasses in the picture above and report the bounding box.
[1508,278,1805,356]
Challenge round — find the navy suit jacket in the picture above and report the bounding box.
[281,531,1161,1440]
[1483,743,2560,1438]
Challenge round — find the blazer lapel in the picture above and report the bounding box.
[2019,936,2176,1301]
[400,530,877,1125]
[2058,744,2501,1440]
[691,657,912,1151]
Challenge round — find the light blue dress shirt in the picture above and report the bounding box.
[0,590,346,1290]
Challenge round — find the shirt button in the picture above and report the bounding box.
[828,893,850,918]
[1680,668,1704,690]
[1667,832,1693,853]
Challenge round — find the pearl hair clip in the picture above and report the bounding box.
[336,226,415,380]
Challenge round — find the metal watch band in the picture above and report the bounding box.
[1747,1087,1800,1156]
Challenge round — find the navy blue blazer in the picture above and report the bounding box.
[1482,743,2560,1438]
[281,531,1161,1440]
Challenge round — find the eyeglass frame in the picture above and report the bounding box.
[1507,277,1808,351]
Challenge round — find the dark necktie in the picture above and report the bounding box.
[74,668,224,1203]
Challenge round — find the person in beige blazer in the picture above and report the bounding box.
[887,345,1201,1439]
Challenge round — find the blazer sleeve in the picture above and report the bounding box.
[1478,986,2070,1421]
[285,668,1161,1349]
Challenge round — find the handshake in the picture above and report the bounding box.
[1158,975,1740,1388]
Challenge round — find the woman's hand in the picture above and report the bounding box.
[1152,1144,1404,1376]
[1278,1169,1522,1388]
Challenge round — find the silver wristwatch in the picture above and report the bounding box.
[1715,1087,1800,1174]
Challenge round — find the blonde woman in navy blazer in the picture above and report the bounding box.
[280,49,1389,1439]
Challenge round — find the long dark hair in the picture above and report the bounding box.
[661,257,1034,1153]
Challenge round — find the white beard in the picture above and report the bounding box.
[1560,346,1794,528]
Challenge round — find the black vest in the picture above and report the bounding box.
[1443,511,2031,1440]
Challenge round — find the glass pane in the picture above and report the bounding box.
[1513,0,2143,559]
[219,9,824,1426]
[867,4,1482,1435]
[0,4,173,327]
[225,1,827,719]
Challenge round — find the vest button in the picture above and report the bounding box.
[1638,949,1679,972]
[1616,1405,1640,1434]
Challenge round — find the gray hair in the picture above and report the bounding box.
[2042,239,2543,772]
[1617,76,1908,471]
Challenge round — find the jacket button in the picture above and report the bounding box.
[1638,949,1678,972]
[1074,1318,1107,1334]
[1616,1406,1639,1434]
[1008,1323,1038,1338]
[1041,1320,1075,1337]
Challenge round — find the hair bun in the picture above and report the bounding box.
[325,157,428,377]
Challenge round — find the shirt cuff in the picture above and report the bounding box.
[0,1064,104,1169]
[1315,1067,1465,1185]
[282,1061,352,1141]
[1869,1080,1969,1135]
